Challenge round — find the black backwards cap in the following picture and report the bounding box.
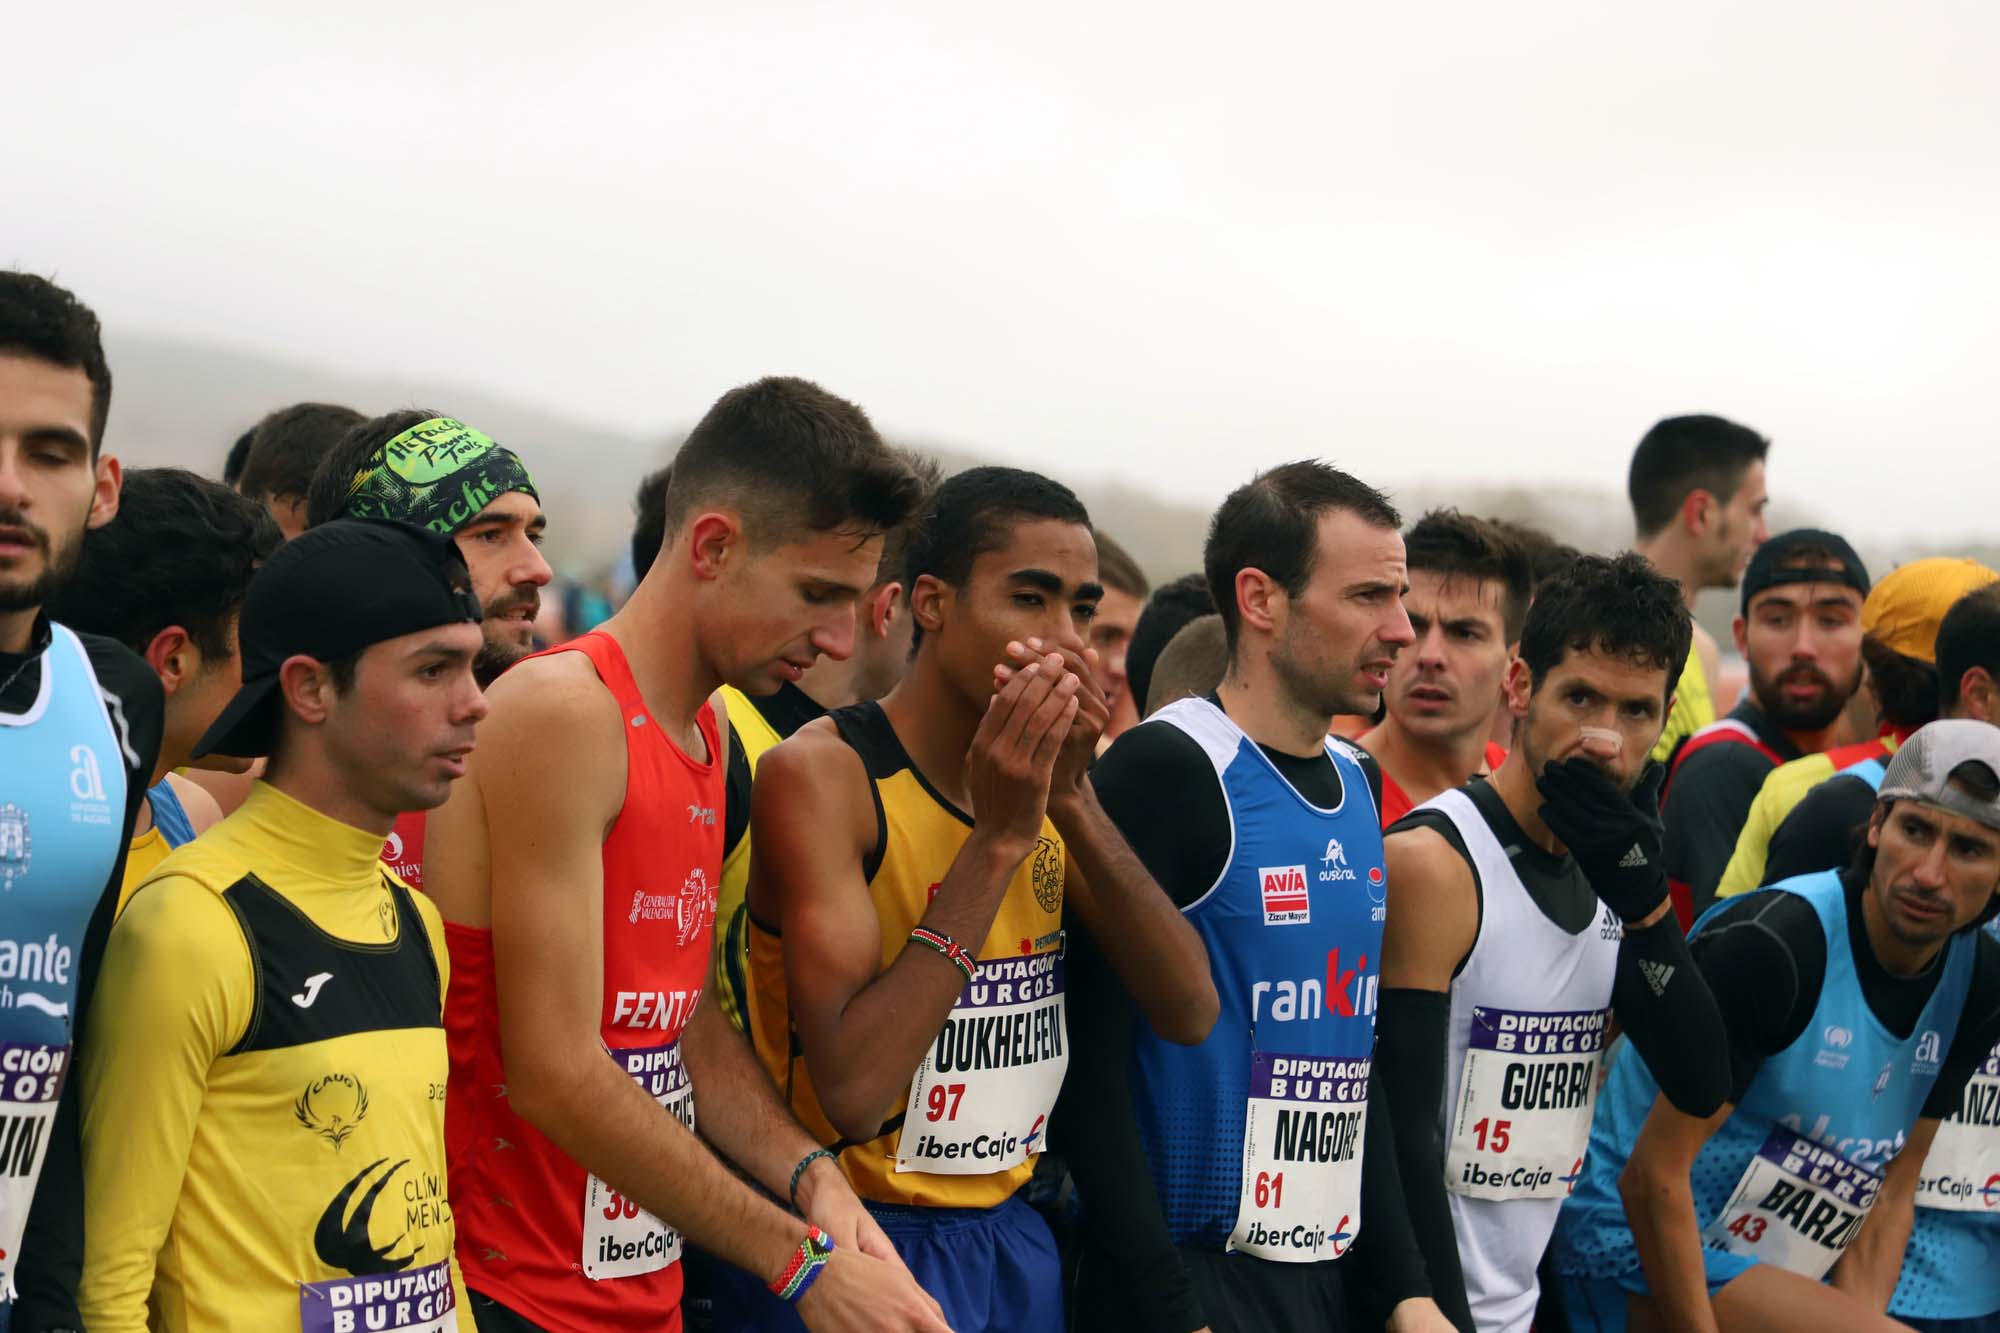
[1740,529,1870,615]
[192,520,483,760]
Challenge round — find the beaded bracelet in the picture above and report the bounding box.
[788,1147,835,1212]
[909,926,976,983]
[769,1226,836,1304]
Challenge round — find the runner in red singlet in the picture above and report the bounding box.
[1359,511,1531,828]
[303,409,553,892]
[423,377,946,1333]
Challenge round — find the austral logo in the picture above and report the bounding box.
[315,1158,423,1275]
[296,1073,370,1151]
[1319,839,1357,882]
[1260,864,1311,925]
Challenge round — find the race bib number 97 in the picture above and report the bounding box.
[898,952,1067,1176]
[582,1041,695,1279]
[1702,1128,1880,1280]
[1916,1049,2000,1213]
[1227,1052,1367,1263]
[1445,1006,1606,1200]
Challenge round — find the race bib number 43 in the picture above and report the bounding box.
[1446,1006,1606,1200]
[899,952,1067,1175]
[1702,1128,1881,1279]
[582,1042,695,1280]
[1227,1052,1367,1263]
[1916,1049,2000,1213]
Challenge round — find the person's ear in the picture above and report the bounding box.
[909,575,948,639]
[87,453,122,529]
[1235,567,1283,638]
[143,626,199,697]
[685,512,742,582]
[1959,667,2000,723]
[278,655,340,726]
[1732,615,1749,659]
[1504,656,1533,720]
[1682,488,1715,538]
[867,582,902,638]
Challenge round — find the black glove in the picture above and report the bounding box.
[1536,757,1669,923]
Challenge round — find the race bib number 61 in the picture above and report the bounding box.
[1227,1051,1367,1263]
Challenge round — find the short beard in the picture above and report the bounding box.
[0,527,80,614]
[474,637,529,688]
[1753,660,1859,733]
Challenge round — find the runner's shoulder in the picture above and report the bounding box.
[1692,882,1827,979]
[1382,818,1476,912]
[110,868,251,974]
[751,712,868,801]
[479,649,624,741]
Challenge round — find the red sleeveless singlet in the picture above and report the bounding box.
[446,630,722,1332]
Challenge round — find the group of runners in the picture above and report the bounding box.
[4,267,2000,1333]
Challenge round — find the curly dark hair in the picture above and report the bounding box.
[1518,552,1693,706]
[1406,509,1534,642]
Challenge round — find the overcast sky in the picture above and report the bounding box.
[11,1,1997,544]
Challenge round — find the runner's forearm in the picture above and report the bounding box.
[800,832,1023,1140]
[1373,989,1473,1331]
[1053,926,1208,1332]
[680,996,823,1196]
[1052,781,1217,1045]
[1619,1136,1721,1333]
[1829,1118,1931,1309]
[506,1027,806,1283]
[1612,916,1730,1116]
[1345,1069,1438,1323]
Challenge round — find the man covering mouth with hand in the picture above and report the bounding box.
[304,411,552,890]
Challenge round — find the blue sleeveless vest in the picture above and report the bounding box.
[1126,697,1386,1251]
[0,624,131,1297]
[1554,870,1974,1281]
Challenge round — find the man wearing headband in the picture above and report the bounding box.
[77,520,487,1332]
[306,410,551,893]
[1660,530,1870,922]
[1552,719,2000,1333]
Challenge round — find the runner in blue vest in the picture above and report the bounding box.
[1551,718,2000,1332]
[1059,461,1457,1333]
[0,271,164,1330]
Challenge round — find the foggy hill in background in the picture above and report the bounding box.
[104,330,1996,646]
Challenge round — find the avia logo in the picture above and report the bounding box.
[1260,864,1311,925]
[1823,1025,1853,1050]
[295,1072,369,1150]
[1561,1158,1585,1193]
[68,744,106,803]
[291,971,334,1008]
[314,1157,422,1275]
[1249,947,1376,1023]
[1319,839,1357,883]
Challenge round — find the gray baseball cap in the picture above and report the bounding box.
[1877,719,2000,833]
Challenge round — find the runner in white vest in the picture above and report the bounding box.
[1376,554,1732,1333]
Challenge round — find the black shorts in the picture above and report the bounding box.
[1071,1244,1350,1333]
[467,1288,550,1333]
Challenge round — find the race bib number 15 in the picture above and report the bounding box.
[1445,1006,1605,1200]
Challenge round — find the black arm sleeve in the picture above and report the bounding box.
[1611,916,1731,1116]
[1052,720,1231,1331]
[15,634,163,1332]
[1688,891,1825,1103]
[1662,747,1769,915]
[1763,776,1876,887]
[1923,932,2000,1119]
[1372,989,1473,1331]
[1344,1059,1442,1327]
[1054,922,1207,1332]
